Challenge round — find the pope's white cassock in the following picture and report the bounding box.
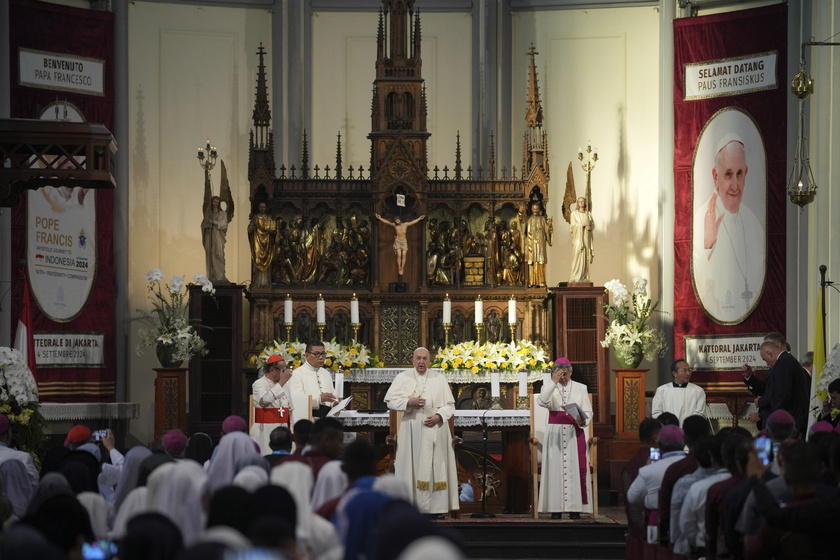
[250,374,292,455]
[651,382,706,425]
[537,377,593,514]
[693,194,764,323]
[384,368,459,514]
[288,361,336,424]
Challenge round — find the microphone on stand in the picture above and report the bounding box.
[471,408,496,518]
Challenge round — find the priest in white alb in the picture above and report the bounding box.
[287,340,338,423]
[384,347,459,516]
[651,360,706,424]
[537,357,593,519]
[250,354,292,454]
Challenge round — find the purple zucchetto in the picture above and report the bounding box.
[658,425,685,445]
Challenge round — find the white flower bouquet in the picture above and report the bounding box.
[134,269,213,364]
[601,276,668,365]
[432,340,551,373]
[0,346,46,466]
[255,339,380,371]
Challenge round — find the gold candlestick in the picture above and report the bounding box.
[284,322,293,341]
[490,396,504,410]
[516,395,529,410]
[474,323,484,343]
[508,322,517,342]
[443,322,452,347]
[317,322,326,340]
[351,322,361,343]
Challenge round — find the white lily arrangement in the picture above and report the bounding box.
[0,346,46,466]
[134,269,213,363]
[254,339,382,371]
[601,276,668,364]
[432,340,551,373]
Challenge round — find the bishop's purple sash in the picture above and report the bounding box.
[547,410,588,504]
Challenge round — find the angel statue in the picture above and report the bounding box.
[562,162,594,284]
[202,159,234,284]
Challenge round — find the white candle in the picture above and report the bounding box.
[284,296,293,324]
[334,372,344,399]
[443,296,451,323]
[316,295,326,323]
[508,297,517,324]
[475,297,483,324]
[519,371,528,397]
[490,370,501,398]
[350,295,359,324]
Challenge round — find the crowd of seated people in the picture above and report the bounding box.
[0,413,466,560]
[622,409,840,560]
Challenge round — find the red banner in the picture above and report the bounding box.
[673,5,787,387]
[9,0,116,401]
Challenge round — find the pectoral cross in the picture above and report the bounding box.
[742,282,753,304]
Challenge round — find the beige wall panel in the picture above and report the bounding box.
[128,2,270,444]
[513,8,660,293]
[311,11,471,173]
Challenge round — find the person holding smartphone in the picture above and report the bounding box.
[627,425,687,544]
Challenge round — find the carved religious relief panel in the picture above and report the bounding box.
[380,303,420,366]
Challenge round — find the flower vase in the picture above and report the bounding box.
[156,343,184,369]
[616,345,643,369]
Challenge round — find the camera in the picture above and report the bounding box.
[649,447,661,463]
[92,429,108,442]
[754,435,772,466]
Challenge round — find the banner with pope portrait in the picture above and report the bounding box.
[673,5,787,387]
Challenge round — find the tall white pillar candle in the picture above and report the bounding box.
[508,297,517,324]
[443,296,452,323]
[350,295,360,324]
[475,297,483,324]
[316,295,326,323]
[284,296,293,323]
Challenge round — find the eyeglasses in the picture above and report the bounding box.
[677,367,691,373]
[308,351,327,357]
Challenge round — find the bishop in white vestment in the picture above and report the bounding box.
[537,357,593,517]
[384,347,459,515]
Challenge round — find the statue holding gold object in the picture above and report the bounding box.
[201,158,234,284]
[563,147,597,284]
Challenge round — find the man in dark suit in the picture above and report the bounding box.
[742,338,810,434]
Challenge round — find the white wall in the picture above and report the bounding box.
[511,7,662,300]
[127,2,270,444]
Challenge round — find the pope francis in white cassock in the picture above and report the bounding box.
[692,134,765,324]
[384,347,459,515]
[250,354,292,455]
[537,357,593,519]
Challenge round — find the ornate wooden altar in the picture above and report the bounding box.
[244,4,556,363]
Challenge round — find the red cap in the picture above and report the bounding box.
[67,425,92,444]
[267,354,285,365]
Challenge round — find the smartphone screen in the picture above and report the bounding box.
[755,435,772,465]
[82,540,117,560]
[649,447,661,462]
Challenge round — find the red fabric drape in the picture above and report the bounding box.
[9,0,116,401]
[673,5,787,384]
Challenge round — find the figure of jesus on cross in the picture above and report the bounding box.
[375,213,425,276]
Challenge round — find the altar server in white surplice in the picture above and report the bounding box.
[250,354,292,455]
[537,357,593,519]
[384,347,459,515]
[651,360,706,425]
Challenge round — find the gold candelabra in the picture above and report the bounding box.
[474,323,484,343]
[317,322,326,340]
[508,322,517,342]
[351,323,361,343]
[516,396,529,410]
[284,322,293,341]
[577,141,598,207]
[443,323,452,347]
[197,139,218,174]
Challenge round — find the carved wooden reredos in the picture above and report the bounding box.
[246,0,553,365]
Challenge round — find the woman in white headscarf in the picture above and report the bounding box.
[150,460,209,546]
[271,461,342,560]
[206,432,259,491]
[232,465,269,492]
